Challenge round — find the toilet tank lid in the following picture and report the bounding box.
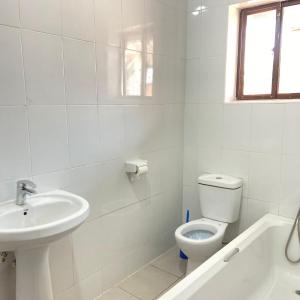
[198,174,243,189]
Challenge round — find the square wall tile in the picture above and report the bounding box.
[197,57,226,102]
[0,26,26,105]
[185,59,201,102]
[68,105,100,167]
[123,105,146,155]
[186,12,202,59]
[198,147,222,175]
[50,236,74,294]
[73,201,151,281]
[68,164,104,221]
[247,198,278,226]
[163,4,177,56]
[183,185,201,221]
[0,181,16,203]
[223,104,252,150]
[68,159,140,221]
[144,150,165,196]
[63,38,97,105]
[175,7,186,59]
[122,0,145,51]
[20,0,61,34]
[183,145,198,185]
[33,169,71,193]
[62,0,95,41]
[100,201,152,269]
[198,104,223,148]
[96,45,123,104]
[95,0,122,47]
[187,0,202,12]
[186,58,225,103]
[124,105,164,154]
[28,106,69,175]
[0,106,30,181]
[250,104,284,154]
[144,0,164,54]
[71,210,103,281]
[184,104,199,146]
[98,105,124,161]
[22,30,65,105]
[248,153,281,203]
[164,104,184,148]
[221,149,249,180]
[143,105,165,152]
[55,270,102,300]
[281,155,300,209]
[174,60,185,103]
[200,4,228,59]
[283,103,300,155]
[0,0,19,27]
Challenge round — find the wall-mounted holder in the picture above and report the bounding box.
[125,159,149,182]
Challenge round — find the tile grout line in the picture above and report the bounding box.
[155,276,183,299]
[149,264,182,279]
[118,286,143,300]
[111,248,183,300]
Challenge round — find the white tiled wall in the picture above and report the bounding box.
[184,0,300,241]
[0,0,186,299]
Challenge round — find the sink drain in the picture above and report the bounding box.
[295,290,300,295]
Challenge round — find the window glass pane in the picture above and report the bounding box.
[124,50,142,96]
[243,10,277,95]
[279,4,300,94]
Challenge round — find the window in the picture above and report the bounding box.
[237,0,300,100]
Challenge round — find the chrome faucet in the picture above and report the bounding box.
[16,180,37,206]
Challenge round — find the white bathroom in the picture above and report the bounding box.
[0,0,299,299]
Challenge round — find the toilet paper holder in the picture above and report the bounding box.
[125,159,149,180]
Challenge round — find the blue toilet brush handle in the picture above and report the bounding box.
[179,209,190,260]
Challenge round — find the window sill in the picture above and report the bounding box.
[226,99,300,104]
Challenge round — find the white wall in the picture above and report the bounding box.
[0,0,186,299]
[184,0,300,240]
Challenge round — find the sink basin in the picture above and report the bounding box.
[0,190,89,250]
[0,190,89,300]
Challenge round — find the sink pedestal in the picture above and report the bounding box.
[15,246,53,300]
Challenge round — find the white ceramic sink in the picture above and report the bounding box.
[0,190,89,300]
[0,190,89,249]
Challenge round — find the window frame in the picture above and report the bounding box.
[236,0,300,100]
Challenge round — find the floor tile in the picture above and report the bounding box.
[151,247,186,277]
[157,277,183,299]
[97,288,138,300]
[119,265,178,300]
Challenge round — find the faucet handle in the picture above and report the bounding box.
[17,179,37,189]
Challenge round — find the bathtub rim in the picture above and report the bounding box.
[159,214,293,300]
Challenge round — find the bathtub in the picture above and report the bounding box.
[160,214,300,300]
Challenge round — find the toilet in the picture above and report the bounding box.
[175,174,243,274]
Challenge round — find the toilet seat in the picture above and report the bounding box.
[175,218,228,246]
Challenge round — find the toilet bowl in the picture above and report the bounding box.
[175,174,243,275]
[175,218,228,274]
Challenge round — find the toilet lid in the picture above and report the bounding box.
[183,229,215,241]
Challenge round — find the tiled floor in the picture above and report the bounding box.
[97,247,186,300]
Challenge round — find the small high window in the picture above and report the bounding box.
[237,0,300,100]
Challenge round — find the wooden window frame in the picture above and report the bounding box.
[236,0,300,100]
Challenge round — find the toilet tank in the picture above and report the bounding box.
[198,174,243,223]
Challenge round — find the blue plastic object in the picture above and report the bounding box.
[179,209,190,260]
